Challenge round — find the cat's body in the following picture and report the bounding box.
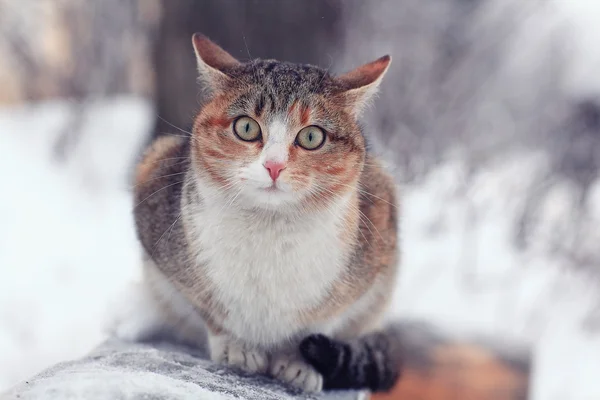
[118,34,399,392]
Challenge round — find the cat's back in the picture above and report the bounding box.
[357,155,399,275]
[133,135,191,264]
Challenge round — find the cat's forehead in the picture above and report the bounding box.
[230,60,339,96]
[223,60,344,122]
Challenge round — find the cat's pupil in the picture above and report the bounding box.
[245,123,250,133]
[308,132,313,141]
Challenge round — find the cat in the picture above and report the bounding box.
[116,33,400,393]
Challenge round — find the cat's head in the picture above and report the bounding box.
[190,33,390,212]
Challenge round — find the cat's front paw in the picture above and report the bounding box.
[270,351,323,392]
[209,335,268,374]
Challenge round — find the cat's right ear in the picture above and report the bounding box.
[334,55,391,117]
[192,33,240,91]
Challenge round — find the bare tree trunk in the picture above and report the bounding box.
[152,0,343,138]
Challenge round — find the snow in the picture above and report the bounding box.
[554,0,600,96]
[0,97,150,390]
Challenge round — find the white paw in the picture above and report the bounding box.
[270,352,323,392]
[209,335,268,374]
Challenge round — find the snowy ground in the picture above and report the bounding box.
[389,152,600,399]
[0,98,149,390]
[0,97,599,399]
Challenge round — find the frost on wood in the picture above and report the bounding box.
[0,340,363,400]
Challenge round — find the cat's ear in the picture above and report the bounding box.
[192,33,240,91]
[335,55,391,117]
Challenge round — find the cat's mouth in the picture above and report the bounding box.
[246,181,298,209]
[262,184,280,193]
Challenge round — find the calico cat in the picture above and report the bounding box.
[117,33,400,393]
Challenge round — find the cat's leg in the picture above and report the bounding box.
[299,328,403,392]
[207,333,269,374]
[269,346,324,392]
[267,287,386,392]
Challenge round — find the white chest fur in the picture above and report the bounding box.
[186,193,352,348]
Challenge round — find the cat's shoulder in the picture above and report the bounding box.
[135,134,189,188]
[133,134,191,264]
[359,155,397,204]
[357,154,399,243]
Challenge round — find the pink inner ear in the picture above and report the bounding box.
[192,33,240,71]
[338,55,391,90]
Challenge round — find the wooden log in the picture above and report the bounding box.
[1,339,364,400]
[1,322,531,400]
[372,322,531,400]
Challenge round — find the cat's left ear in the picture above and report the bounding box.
[192,33,240,92]
[334,55,391,117]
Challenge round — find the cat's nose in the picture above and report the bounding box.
[264,161,286,181]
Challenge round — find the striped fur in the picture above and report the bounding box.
[300,327,403,392]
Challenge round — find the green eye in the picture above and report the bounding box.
[296,126,325,150]
[233,116,261,141]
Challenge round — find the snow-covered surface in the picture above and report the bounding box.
[1,339,361,400]
[0,97,150,390]
[0,96,599,399]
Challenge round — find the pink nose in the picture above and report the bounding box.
[264,161,286,181]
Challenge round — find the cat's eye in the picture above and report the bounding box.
[233,116,261,141]
[296,126,325,150]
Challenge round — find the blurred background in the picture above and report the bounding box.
[1,0,600,398]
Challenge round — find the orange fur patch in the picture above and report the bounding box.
[204,148,226,160]
[191,94,267,186]
[288,100,299,119]
[198,154,227,186]
[206,116,232,130]
[136,135,185,186]
[300,104,310,126]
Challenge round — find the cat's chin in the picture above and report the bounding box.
[241,187,303,212]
